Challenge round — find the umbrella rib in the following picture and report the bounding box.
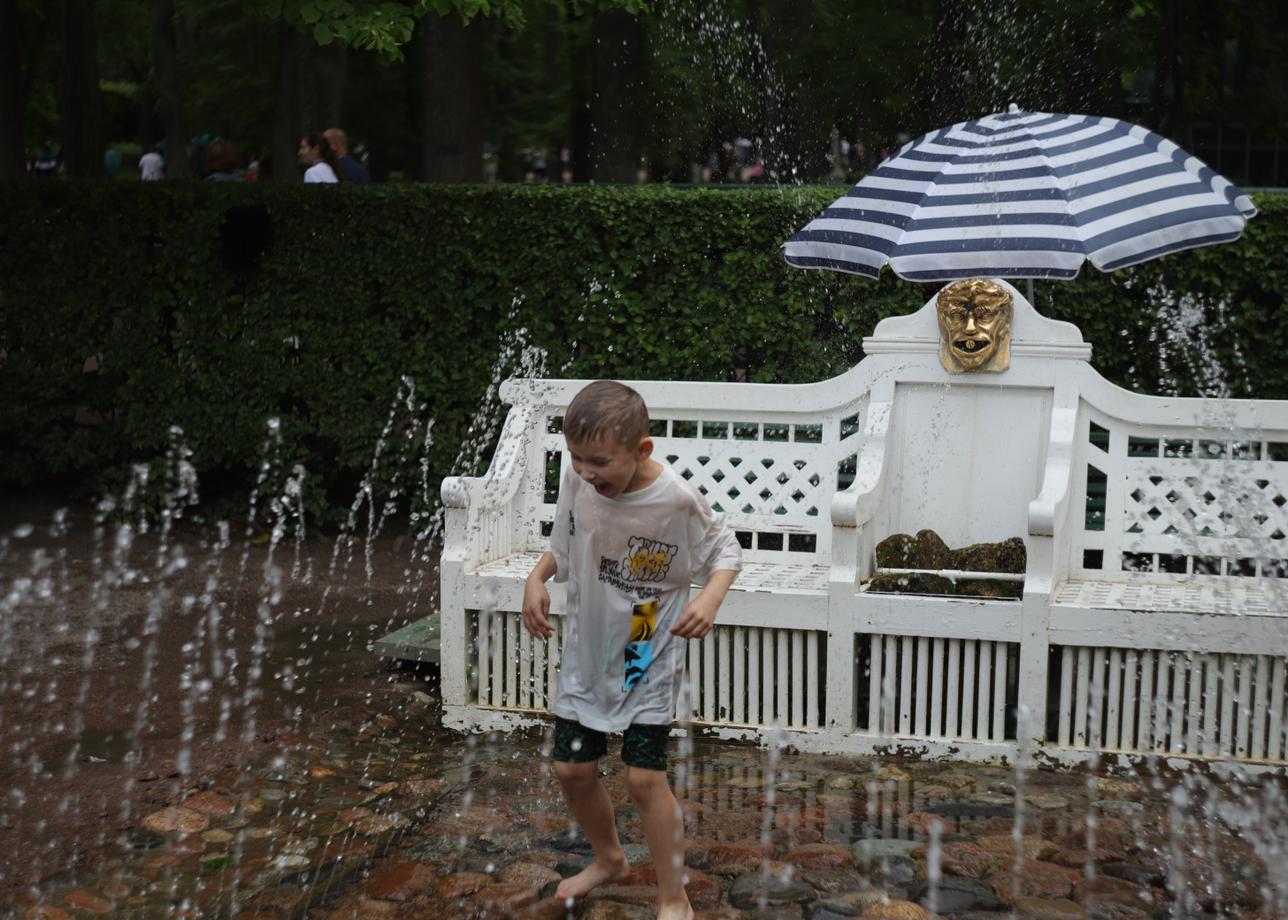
[893,118,1091,272]
[1031,118,1096,258]
[892,126,983,256]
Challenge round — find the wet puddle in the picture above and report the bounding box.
[50,729,180,767]
[14,682,1287,919]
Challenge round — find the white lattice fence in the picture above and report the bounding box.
[1054,645,1288,762]
[1073,414,1288,581]
[537,406,865,566]
[857,635,1018,742]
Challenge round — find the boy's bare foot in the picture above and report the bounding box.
[656,903,695,920]
[554,854,630,901]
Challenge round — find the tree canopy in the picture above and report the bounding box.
[4,0,1286,185]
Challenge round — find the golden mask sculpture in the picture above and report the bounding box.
[935,279,1013,373]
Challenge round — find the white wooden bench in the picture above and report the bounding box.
[434,280,1288,771]
[1043,369,1288,763]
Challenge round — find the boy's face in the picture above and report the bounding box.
[566,434,653,499]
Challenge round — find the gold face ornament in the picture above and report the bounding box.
[935,279,1013,373]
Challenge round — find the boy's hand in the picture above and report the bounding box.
[671,570,735,640]
[522,577,555,639]
[671,594,719,639]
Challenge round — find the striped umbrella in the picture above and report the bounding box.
[783,106,1257,281]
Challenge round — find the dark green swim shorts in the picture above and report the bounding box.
[552,716,670,772]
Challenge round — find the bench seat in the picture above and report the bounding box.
[1053,578,1286,617]
[465,551,831,628]
[473,551,827,592]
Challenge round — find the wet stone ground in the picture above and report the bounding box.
[10,682,1285,920]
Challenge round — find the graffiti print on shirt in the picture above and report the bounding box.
[624,599,660,690]
[622,536,677,583]
[598,540,675,692]
[598,536,677,593]
[629,598,659,642]
[623,595,659,690]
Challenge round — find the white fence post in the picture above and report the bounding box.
[438,493,471,727]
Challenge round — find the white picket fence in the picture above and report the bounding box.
[439,281,1288,770]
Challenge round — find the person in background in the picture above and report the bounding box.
[139,144,164,181]
[298,132,343,184]
[297,131,342,184]
[189,133,211,180]
[32,144,60,177]
[323,128,370,183]
[204,141,242,181]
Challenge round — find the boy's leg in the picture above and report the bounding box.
[552,718,629,900]
[623,725,693,920]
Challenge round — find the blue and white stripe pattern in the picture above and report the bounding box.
[784,107,1257,281]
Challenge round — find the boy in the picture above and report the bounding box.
[522,381,741,920]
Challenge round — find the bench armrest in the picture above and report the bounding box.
[1027,404,1077,538]
[1024,403,1078,594]
[831,395,892,529]
[830,394,892,585]
[441,406,539,568]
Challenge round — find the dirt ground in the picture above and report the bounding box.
[0,492,440,903]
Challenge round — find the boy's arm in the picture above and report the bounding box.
[528,550,558,584]
[522,551,558,638]
[671,568,737,639]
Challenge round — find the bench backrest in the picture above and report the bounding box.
[874,382,1055,550]
[507,381,872,568]
[1068,390,1288,583]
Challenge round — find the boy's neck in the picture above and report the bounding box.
[623,457,664,493]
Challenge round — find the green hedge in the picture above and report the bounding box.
[1,183,1284,524]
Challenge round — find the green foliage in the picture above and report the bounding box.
[249,0,646,60]
[257,0,473,59]
[1,184,1283,526]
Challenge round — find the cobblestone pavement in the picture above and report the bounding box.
[10,681,1285,920]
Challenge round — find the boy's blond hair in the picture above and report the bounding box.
[563,381,649,448]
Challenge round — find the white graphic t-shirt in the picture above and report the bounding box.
[548,463,742,731]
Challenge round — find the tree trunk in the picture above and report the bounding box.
[1151,0,1186,136]
[412,13,483,182]
[568,12,591,182]
[0,0,26,177]
[913,0,968,135]
[492,22,520,181]
[588,10,644,181]
[271,20,302,183]
[148,0,188,178]
[405,22,427,180]
[761,0,817,178]
[319,43,347,130]
[543,4,562,179]
[60,0,102,178]
[301,41,346,133]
